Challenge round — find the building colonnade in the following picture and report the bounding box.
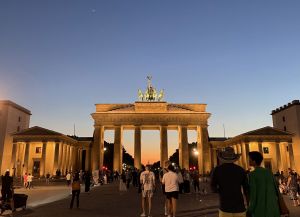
[92,125,210,174]
[10,140,88,177]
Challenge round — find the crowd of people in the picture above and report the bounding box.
[1,148,300,216]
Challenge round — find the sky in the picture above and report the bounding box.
[1,1,300,164]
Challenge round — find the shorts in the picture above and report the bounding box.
[142,190,153,198]
[166,191,179,199]
[219,210,246,217]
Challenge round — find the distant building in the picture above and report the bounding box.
[271,100,300,173]
[12,126,91,177]
[0,100,31,174]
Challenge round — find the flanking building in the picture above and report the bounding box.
[271,100,300,173]
[0,100,31,175]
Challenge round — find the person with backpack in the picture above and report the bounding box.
[70,172,81,209]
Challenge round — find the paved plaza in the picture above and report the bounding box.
[0,182,296,217]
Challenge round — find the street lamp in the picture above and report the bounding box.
[193,148,199,156]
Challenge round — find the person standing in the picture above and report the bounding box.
[23,173,28,188]
[211,147,249,217]
[162,164,179,217]
[192,170,200,193]
[27,173,33,189]
[46,172,50,184]
[126,169,132,189]
[70,173,81,209]
[84,171,91,193]
[140,166,155,217]
[1,171,13,202]
[66,172,71,186]
[247,151,280,217]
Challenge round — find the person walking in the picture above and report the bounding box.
[27,173,33,189]
[70,173,81,209]
[247,151,280,217]
[140,165,155,217]
[211,147,249,217]
[162,164,179,217]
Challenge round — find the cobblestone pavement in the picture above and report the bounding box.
[3,182,300,217]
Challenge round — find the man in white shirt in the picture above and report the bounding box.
[162,165,179,217]
[140,165,155,217]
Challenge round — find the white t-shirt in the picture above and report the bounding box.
[27,175,33,182]
[162,171,179,192]
[140,170,155,191]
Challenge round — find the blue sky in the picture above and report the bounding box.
[1,1,300,163]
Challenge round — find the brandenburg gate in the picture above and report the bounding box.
[91,77,211,174]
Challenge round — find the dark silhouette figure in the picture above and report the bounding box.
[1,171,13,202]
[70,173,80,209]
[84,171,91,192]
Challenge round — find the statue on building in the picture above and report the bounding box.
[137,76,165,102]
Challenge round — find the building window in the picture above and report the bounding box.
[282,116,285,122]
[18,116,21,122]
[17,126,20,132]
[36,147,42,154]
[263,147,269,154]
[284,126,287,131]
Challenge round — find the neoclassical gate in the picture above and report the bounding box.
[91,101,211,174]
[91,78,211,174]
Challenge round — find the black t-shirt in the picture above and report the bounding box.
[211,163,249,213]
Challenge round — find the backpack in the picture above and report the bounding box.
[72,181,80,190]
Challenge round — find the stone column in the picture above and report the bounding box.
[258,142,265,167]
[40,142,47,176]
[79,148,82,170]
[64,144,69,173]
[237,144,243,166]
[99,126,105,170]
[178,126,189,169]
[211,147,217,169]
[68,146,72,171]
[53,142,60,175]
[275,142,282,172]
[197,126,204,174]
[85,147,91,171]
[92,126,100,171]
[288,142,296,170]
[58,142,63,172]
[134,126,142,169]
[241,142,249,169]
[10,142,18,175]
[160,126,168,168]
[114,126,123,172]
[23,142,30,174]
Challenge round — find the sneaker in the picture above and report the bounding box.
[140,213,146,217]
